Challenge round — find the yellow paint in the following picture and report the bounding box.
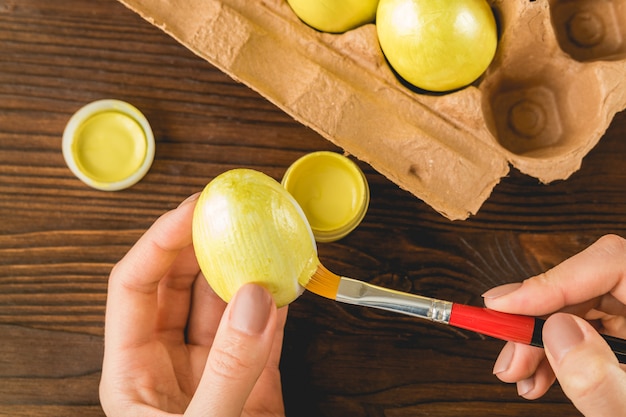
[283,151,369,242]
[71,111,147,183]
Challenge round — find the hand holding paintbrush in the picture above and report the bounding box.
[305,263,626,364]
[305,235,626,416]
[483,235,626,414]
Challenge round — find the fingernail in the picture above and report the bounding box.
[517,376,535,397]
[543,313,585,364]
[482,282,522,299]
[178,192,200,208]
[229,284,273,335]
[493,342,515,375]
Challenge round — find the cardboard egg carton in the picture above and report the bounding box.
[117,0,626,220]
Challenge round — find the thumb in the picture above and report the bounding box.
[185,283,278,417]
[543,313,626,417]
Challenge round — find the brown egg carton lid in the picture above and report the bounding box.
[116,0,626,220]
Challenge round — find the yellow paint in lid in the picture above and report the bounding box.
[62,99,155,191]
[282,151,369,243]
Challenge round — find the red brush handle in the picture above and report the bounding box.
[449,303,537,345]
[449,303,626,364]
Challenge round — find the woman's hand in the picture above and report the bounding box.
[99,194,287,416]
[483,234,626,416]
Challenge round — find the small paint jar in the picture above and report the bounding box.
[282,151,369,243]
[62,99,155,191]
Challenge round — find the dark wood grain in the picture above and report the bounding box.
[2,0,626,416]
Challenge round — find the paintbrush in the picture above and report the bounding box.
[306,263,626,364]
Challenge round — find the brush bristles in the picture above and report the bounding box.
[305,263,341,300]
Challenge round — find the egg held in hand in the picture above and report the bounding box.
[192,169,319,307]
[376,0,498,92]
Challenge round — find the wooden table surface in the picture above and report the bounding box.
[2,1,625,416]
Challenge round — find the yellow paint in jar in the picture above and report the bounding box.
[62,100,155,191]
[282,151,369,242]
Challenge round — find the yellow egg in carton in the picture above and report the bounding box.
[118,0,626,220]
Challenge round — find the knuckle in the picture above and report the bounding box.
[208,334,257,379]
[594,234,626,257]
[559,355,611,401]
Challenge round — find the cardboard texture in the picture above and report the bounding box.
[116,0,626,220]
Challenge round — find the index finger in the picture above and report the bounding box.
[105,194,199,348]
[484,234,626,316]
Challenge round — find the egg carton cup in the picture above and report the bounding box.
[117,0,626,220]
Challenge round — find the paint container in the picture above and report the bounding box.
[282,151,369,243]
[62,99,155,191]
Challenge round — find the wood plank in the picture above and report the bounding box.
[3,0,625,416]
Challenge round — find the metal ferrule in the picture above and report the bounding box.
[336,277,452,324]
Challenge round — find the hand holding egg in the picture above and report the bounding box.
[192,168,319,307]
